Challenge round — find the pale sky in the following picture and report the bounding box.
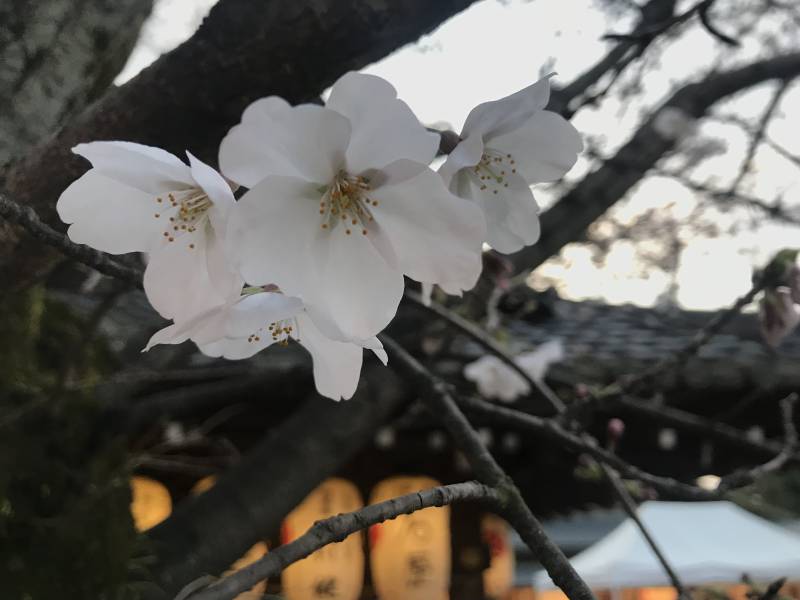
[116,0,800,311]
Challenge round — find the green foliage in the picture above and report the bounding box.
[0,288,139,599]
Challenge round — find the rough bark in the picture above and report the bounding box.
[144,369,408,599]
[0,0,153,166]
[512,52,800,274]
[0,0,480,292]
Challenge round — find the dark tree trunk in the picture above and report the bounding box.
[0,0,153,166]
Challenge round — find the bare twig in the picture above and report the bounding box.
[604,0,738,46]
[597,462,690,600]
[718,393,799,491]
[381,335,596,600]
[459,395,719,501]
[187,481,499,600]
[0,191,143,286]
[728,81,791,195]
[620,269,770,392]
[405,289,565,415]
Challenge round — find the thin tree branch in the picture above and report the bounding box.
[597,462,690,600]
[459,395,719,501]
[727,81,791,195]
[510,51,800,275]
[0,191,143,287]
[381,334,596,600]
[404,289,565,415]
[717,393,799,491]
[187,481,499,600]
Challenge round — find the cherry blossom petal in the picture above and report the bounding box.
[219,99,350,187]
[186,151,236,214]
[438,132,485,186]
[199,336,274,360]
[306,218,405,342]
[326,72,438,173]
[226,176,320,293]
[461,75,552,140]
[73,141,193,195]
[143,233,233,321]
[370,160,485,295]
[223,292,304,338]
[143,303,227,351]
[454,170,539,254]
[295,312,365,401]
[488,111,582,183]
[57,170,161,254]
[204,225,244,304]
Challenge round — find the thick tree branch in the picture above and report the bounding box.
[0,0,153,166]
[143,373,408,599]
[0,0,480,292]
[511,52,800,275]
[187,481,499,600]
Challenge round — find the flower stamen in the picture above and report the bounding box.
[468,150,518,196]
[319,172,375,236]
[154,188,213,246]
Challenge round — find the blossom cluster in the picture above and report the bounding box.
[57,72,581,400]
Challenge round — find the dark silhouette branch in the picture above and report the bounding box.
[0,0,482,292]
[510,52,800,275]
[0,191,143,286]
[381,335,596,600]
[405,289,565,415]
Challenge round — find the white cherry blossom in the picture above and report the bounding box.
[57,141,241,320]
[145,287,387,401]
[220,72,486,342]
[439,76,582,254]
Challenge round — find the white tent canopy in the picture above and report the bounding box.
[533,501,800,589]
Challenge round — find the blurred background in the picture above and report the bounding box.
[2,1,800,599]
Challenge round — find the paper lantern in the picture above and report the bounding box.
[482,514,515,599]
[282,478,365,600]
[369,476,451,600]
[190,475,268,599]
[130,476,171,531]
[638,587,677,600]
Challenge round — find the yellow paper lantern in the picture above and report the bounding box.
[282,478,365,600]
[130,476,172,531]
[482,514,515,599]
[190,475,268,599]
[369,476,451,600]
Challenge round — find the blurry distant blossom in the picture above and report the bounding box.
[759,254,800,347]
[463,339,565,402]
[652,106,697,141]
[760,287,800,347]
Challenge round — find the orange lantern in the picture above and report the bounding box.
[130,476,172,531]
[190,475,268,599]
[369,476,451,600]
[281,478,365,600]
[482,514,515,599]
